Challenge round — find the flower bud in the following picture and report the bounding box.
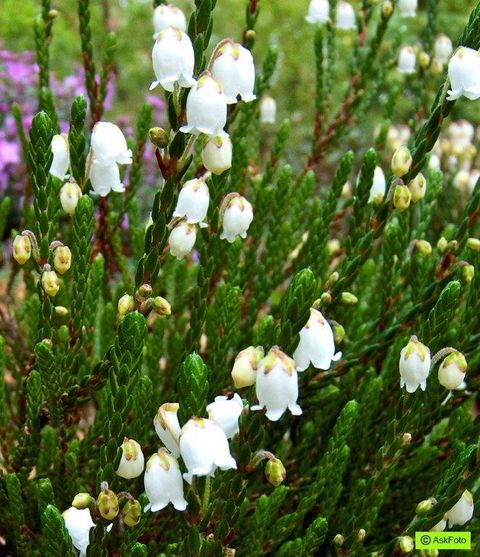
[121,499,142,527]
[447,47,480,102]
[416,498,433,515]
[265,458,286,487]
[399,336,431,393]
[430,57,443,75]
[333,534,345,546]
[419,51,430,69]
[438,351,467,390]
[391,145,412,177]
[53,246,72,275]
[357,529,366,541]
[60,181,82,215]
[335,1,356,30]
[55,306,69,317]
[96,488,119,521]
[402,432,412,445]
[116,438,145,479]
[320,292,332,305]
[72,493,94,510]
[149,127,169,148]
[333,323,346,344]
[154,402,182,456]
[462,264,475,284]
[467,237,480,251]
[42,269,60,297]
[152,296,171,316]
[415,240,432,256]
[393,185,411,212]
[341,292,358,305]
[437,237,448,253]
[381,1,393,18]
[13,235,32,265]
[202,135,232,175]
[260,95,277,124]
[408,173,426,202]
[231,346,264,388]
[118,294,134,316]
[398,536,414,554]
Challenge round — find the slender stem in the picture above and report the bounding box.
[431,347,457,368]
[201,476,211,516]
[179,134,197,165]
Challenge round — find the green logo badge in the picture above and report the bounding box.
[415,532,471,550]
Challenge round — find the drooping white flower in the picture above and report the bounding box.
[447,47,480,101]
[60,181,82,215]
[431,516,447,532]
[173,178,209,227]
[397,46,416,74]
[293,308,342,372]
[453,169,470,191]
[153,4,187,38]
[180,72,228,136]
[116,438,145,479]
[207,393,244,438]
[153,402,182,457]
[428,153,441,170]
[144,449,187,512]
[202,135,232,175]
[448,120,475,149]
[398,0,417,18]
[220,194,253,243]
[433,34,453,65]
[231,346,264,388]
[438,351,467,390]
[89,160,124,197]
[91,122,132,166]
[211,41,256,104]
[368,166,386,203]
[168,221,197,259]
[399,336,431,393]
[251,346,303,421]
[305,0,330,24]
[62,507,95,557]
[49,134,70,179]
[179,417,237,484]
[335,1,356,30]
[260,95,276,124]
[150,27,195,92]
[446,490,474,527]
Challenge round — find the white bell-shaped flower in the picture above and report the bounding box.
[431,516,447,532]
[368,166,386,203]
[398,0,417,17]
[144,448,187,512]
[434,34,453,65]
[60,181,82,215]
[260,95,277,124]
[49,133,70,179]
[153,4,187,38]
[231,346,264,388]
[89,160,124,197]
[306,0,330,24]
[202,135,232,175]
[293,308,342,372]
[397,46,416,74]
[399,336,431,393]
[211,41,256,104]
[446,490,474,527]
[153,402,182,457]
[91,122,132,166]
[428,153,441,170]
[168,221,197,259]
[179,417,237,484]
[447,47,480,101]
[116,438,145,479]
[180,72,228,136]
[220,194,253,243]
[150,27,195,92]
[207,393,243,438]
[251,346,303,421]
[335,1,356,30]
[173,178,209,227]
[438,351,467,390]
[450,119,475,148]
[62,507,95,557]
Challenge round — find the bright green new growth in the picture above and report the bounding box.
[1,0,480,556]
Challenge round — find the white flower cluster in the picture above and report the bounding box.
[430,490,475,532]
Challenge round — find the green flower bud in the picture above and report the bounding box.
[121,499,142,527]
[437,237,448,253]
[149,127,169,148]
[462,264,474,284]
[41,269,60,297]
[13,235,31,265]
[118,295,134,316]
[320,292,332,305]
[416,498,433,515]
[53,246,72,275]
[72,492,94,509]
[438,351,467,390]
[341,292,358,305]
[333,322,346,344]
[415,240,432,255]
[265,458,286,487]
[399,535,414,553]
[393,185,411,212]
[466,237,480,251]
[152,296,171,316]
[333,534,345,546]
[232,346,264,388]
[381,0,393,18]
[419,52,430,69]
[96,489,119,521]
[55,306,69,317]
[391,146,412,177]
[136,284,153,301]
[408,173,427,202]
[430,58,443,75]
